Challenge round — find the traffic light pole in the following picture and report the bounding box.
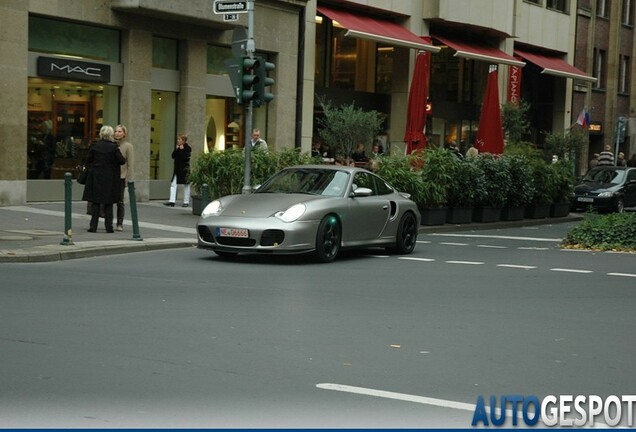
[242,0,255,194]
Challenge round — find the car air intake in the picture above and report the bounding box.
[261,229,285,246]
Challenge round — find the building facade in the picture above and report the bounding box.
[1,0,307,204]
[573,0,635,173]
[2,0,625,205]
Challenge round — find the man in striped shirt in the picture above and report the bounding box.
[597,144,615,166]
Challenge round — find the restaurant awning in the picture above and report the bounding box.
[514,48,597,83]
[317,5,440,52]
[433,34,525,67]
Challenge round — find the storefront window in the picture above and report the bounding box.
[150,91,177,180]
[376,46,393,94]
[27,78,119,179]
[29,17,120,62]
[152,37,179,70]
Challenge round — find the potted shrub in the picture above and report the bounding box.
[188,149,245,215]
[525,158,554,219]
[472,154,510,222]
[500,154,535,221]
[549,160,575,217]
[445,158,485,224]
[417,148,455,225]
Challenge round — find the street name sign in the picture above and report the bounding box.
[213,0,247,14]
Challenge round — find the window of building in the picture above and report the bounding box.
[596,0,609,18]
[524,0,543,5]
[207,45,234,75]
[315,14,393,94]
[150,91,177,180]
[27,78,119,179]
[623,0,634,25]
[547,0,569,13]
[619,55,630,93]
[593,48,606,89]
[152,37,179,70]
[29,16,120,62]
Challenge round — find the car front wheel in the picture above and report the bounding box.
[388,212,418,254]
[314,215,341,263]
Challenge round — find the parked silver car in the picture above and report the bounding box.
[196,165,420,262]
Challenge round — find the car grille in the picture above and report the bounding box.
[197,226,214,243]
[261,229,285,246]
[216,237,257,246]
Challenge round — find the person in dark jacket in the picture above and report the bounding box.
[82,125,126,233]
[164,133,192,207]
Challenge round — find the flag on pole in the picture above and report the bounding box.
[576,109,589,128]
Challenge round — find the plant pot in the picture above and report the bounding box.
[472,206,501,223]
[446,207,473,224]
[191,195,203,216]
[419,207,447,226]
[501,206,525,221]
[524,204,551,219]
[550,202,571,218]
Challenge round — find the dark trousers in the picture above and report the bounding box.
[117,179,126,226]
[90,203,114,232]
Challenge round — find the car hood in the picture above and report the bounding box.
[219,193,326,217]
[574,182,620,193]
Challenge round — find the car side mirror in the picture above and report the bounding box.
[352,187,372,197]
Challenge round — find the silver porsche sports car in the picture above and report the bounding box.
[196,165,420,262]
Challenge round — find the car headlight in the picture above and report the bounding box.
[201,200,223,218]
[597,191,615,198]
[275,203,306,222]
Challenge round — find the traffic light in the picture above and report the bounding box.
[239,56,260,105]
[254,56,275,107]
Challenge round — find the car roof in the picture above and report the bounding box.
[284,164,371,174]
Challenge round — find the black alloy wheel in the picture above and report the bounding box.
[314,215,341,263]
[389,212,418,254]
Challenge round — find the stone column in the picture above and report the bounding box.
[0,1,28,205]
[178,39,207,159]
[120,29,153,201]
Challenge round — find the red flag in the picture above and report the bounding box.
[475,69,504,154]
[404,50,430,154]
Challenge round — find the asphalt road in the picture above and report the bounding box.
[1,221,634,428]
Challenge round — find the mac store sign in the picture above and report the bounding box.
[37,56,111,83]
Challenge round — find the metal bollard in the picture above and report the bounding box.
[202,183,210,208]
[60,172,74,245]
[127,180,143,241]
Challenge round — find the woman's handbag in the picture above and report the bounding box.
[77,165,89,185]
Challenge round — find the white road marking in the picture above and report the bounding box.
[439,242,468,246]
[518,247,550,250]
[398,257,435,262]
[477,244,508,249]
[446,260,484,265]
[430,233,561,242]
[316,383,477,412]
[497,264,537,270]
[550,268,594,274]
[416,240,432,244]
[367,255,389,258]
[608,272,636,278]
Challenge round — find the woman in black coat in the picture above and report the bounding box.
[82,125,126,233]
[164,134,192,207]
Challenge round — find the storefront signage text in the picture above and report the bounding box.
[37,57,111,83]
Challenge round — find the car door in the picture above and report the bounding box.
[346,172,390,241]
[624,169,636,207]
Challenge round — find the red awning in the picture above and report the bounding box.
[514,48,597,82]
[433,35,525,67]
[317,5,440,52]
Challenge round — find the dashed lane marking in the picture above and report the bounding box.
[446,260,484,265]
[608,272,636,278]
[439,242,469,246]
[497,264,537,270]
[550,268,594,274]
[477,244,508,249]
[518,247,550,250]
[398,257,436,262]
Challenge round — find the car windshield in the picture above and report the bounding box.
[582,168,625,185]
[256,168,350,197]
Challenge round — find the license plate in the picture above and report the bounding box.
[217,227,249,238]
[577,197,594,203]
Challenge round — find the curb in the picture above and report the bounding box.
[0,239,197,263]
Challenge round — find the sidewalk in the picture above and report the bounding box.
[0,201,583,263]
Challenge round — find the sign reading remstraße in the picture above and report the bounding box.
[213,0,247,14]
